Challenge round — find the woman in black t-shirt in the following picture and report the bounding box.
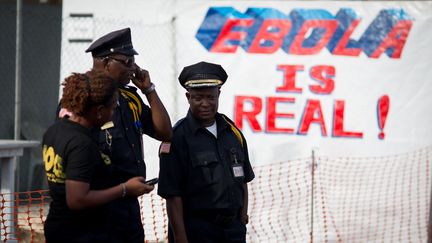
[42,72,154,243]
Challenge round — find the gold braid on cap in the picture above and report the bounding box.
[184,79,223,88]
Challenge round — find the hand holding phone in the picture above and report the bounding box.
[144,178,158,185]
[131,64,151,91]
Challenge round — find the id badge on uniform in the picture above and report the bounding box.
[232,164,244,178]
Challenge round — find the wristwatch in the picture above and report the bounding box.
[142,83,156,95]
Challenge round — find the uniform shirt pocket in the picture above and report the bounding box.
[191,151,222,187]
[98,128,124,151]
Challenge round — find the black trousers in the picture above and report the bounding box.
[106,197,144,243]
[168,214,247,243]
[44,219,108,243]
[45,198,143,243]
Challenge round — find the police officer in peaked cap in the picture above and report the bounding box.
[158,61,255,243]
[58,27,172,243]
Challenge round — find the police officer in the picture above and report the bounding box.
[60,28,172,242]
[158,61,255,243]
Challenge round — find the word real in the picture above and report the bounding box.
[233,64,390,139]
[196,7,413,58]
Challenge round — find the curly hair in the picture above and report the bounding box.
[61,71,117,116]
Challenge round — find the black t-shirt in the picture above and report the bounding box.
[57,85,155,185]
[158,111,255,212]
[42,119,112,239]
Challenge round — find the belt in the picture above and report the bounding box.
[187,209,238,226]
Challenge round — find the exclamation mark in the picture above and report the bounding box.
[377,95,390,139]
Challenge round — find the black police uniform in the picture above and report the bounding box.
[158,61,254,242]
[98,85,156,242]
[42,119,112,243]
[86,28,154,243]
[158,111,255,243]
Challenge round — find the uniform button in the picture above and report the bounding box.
[132,144,135,147]
[137,160,141,163]
[126,127,129,130]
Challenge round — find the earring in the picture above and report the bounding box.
[97,114,102,119]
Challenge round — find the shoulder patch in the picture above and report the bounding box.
[159,142,171,154]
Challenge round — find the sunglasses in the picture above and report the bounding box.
[106,57,135,67]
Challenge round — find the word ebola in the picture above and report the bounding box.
[196,7,413,58]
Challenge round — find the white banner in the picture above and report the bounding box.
[175,1,432,164]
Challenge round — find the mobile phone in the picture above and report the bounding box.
[144,178,158,185]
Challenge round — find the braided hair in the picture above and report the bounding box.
[61,71,117,116]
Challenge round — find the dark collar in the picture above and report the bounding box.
[186,110,228,135]
[119,85,137,92]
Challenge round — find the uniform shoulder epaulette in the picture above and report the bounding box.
[221,114,244,147]
[119,87,143,130]
[221,113,235,125]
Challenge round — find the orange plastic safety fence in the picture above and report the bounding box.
[1,146,432,243]
[139,189,169,242]
[246,147,432,242]
[247,157,313,242]
[0,190,50,243]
